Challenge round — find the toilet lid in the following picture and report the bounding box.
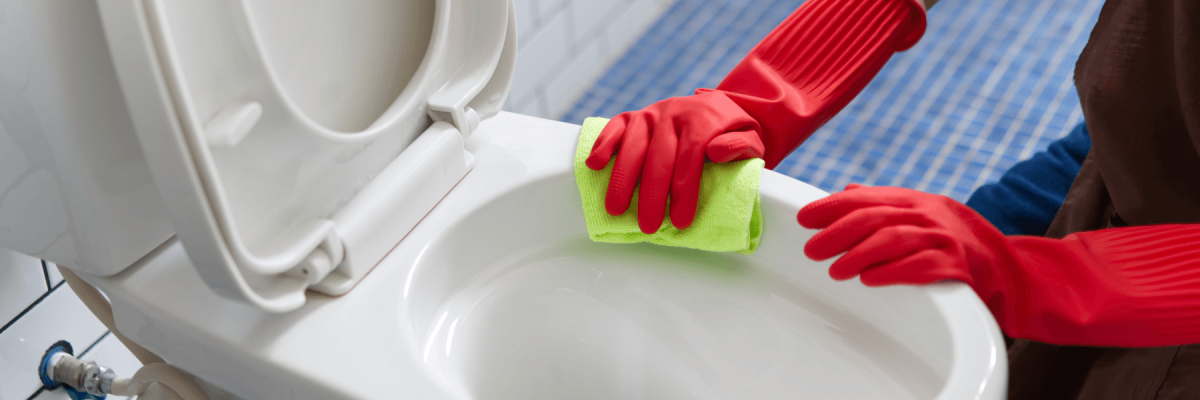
[96,0,516,312]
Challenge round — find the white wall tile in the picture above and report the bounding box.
[506,0,669,120]
[514,0,539,46]
[507,86,538,115]
[510,9,572,106]
[538,0,569,22]
[518,91,548,117]
[501,98,519,113]
[545,36,611,118]
[0,249,48,326]
[605,0,671,59]
[571,0,624,44]
[0,287,108,400]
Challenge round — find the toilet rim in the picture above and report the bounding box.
[81,113,1005,399]
[94,0,517,312]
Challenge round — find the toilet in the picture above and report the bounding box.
[0,0,1006,398]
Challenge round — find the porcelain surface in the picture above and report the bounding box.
[89,112,1005,399]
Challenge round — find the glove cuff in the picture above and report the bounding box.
[745,0,926,84]
[1073,224,1200,282]
[995,224,1200,346]
[713,0,926,168]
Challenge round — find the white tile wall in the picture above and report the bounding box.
[504,0,674,120]
[0,249,139,400]
[0,2,674,398]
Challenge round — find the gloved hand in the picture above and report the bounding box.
[585,90,765,234]
[588,0,927,233]
[796,184,990,286]
[796,184,1200,347]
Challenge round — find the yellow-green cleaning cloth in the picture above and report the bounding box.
[575,117,764,255]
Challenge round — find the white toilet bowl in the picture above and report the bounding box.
[85,113,1006,399]
[0,0,1006,398]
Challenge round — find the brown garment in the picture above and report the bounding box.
[1006,0,1200,399]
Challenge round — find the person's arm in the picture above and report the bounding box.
[966,123,1091,236]
[586,0,927,234]
[711,0,927,166]
[798,185,1200,347]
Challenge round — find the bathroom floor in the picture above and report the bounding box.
[561,0,1104,201]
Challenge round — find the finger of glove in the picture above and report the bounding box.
[604,114,651,215]
[796,187,919,229]
[667,128,716,230]
[804,206,926,260]
[706,129,765,163]
[858,248,971,287]
[587,113,630,170]
[637,122,678,234]
[827,225,948,281]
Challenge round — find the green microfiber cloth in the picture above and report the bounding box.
[575,117,764,255]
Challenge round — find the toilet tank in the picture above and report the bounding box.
[0,0,173,276]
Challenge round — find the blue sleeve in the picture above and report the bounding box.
[965,123,1091,236]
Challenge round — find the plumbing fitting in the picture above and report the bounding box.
[40,341,119,399]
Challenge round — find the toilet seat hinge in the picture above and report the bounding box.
[427,103,480,139]
[287,232,345,286]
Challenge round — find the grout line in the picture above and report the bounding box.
[41,260,52,292]
[78,331,111,357]
[0,281,65,336]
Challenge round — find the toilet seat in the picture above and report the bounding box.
[95,0,517,312]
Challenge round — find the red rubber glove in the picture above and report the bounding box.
[588,0,927,234]
[797,184,1200,347]
[585,91,765,234]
